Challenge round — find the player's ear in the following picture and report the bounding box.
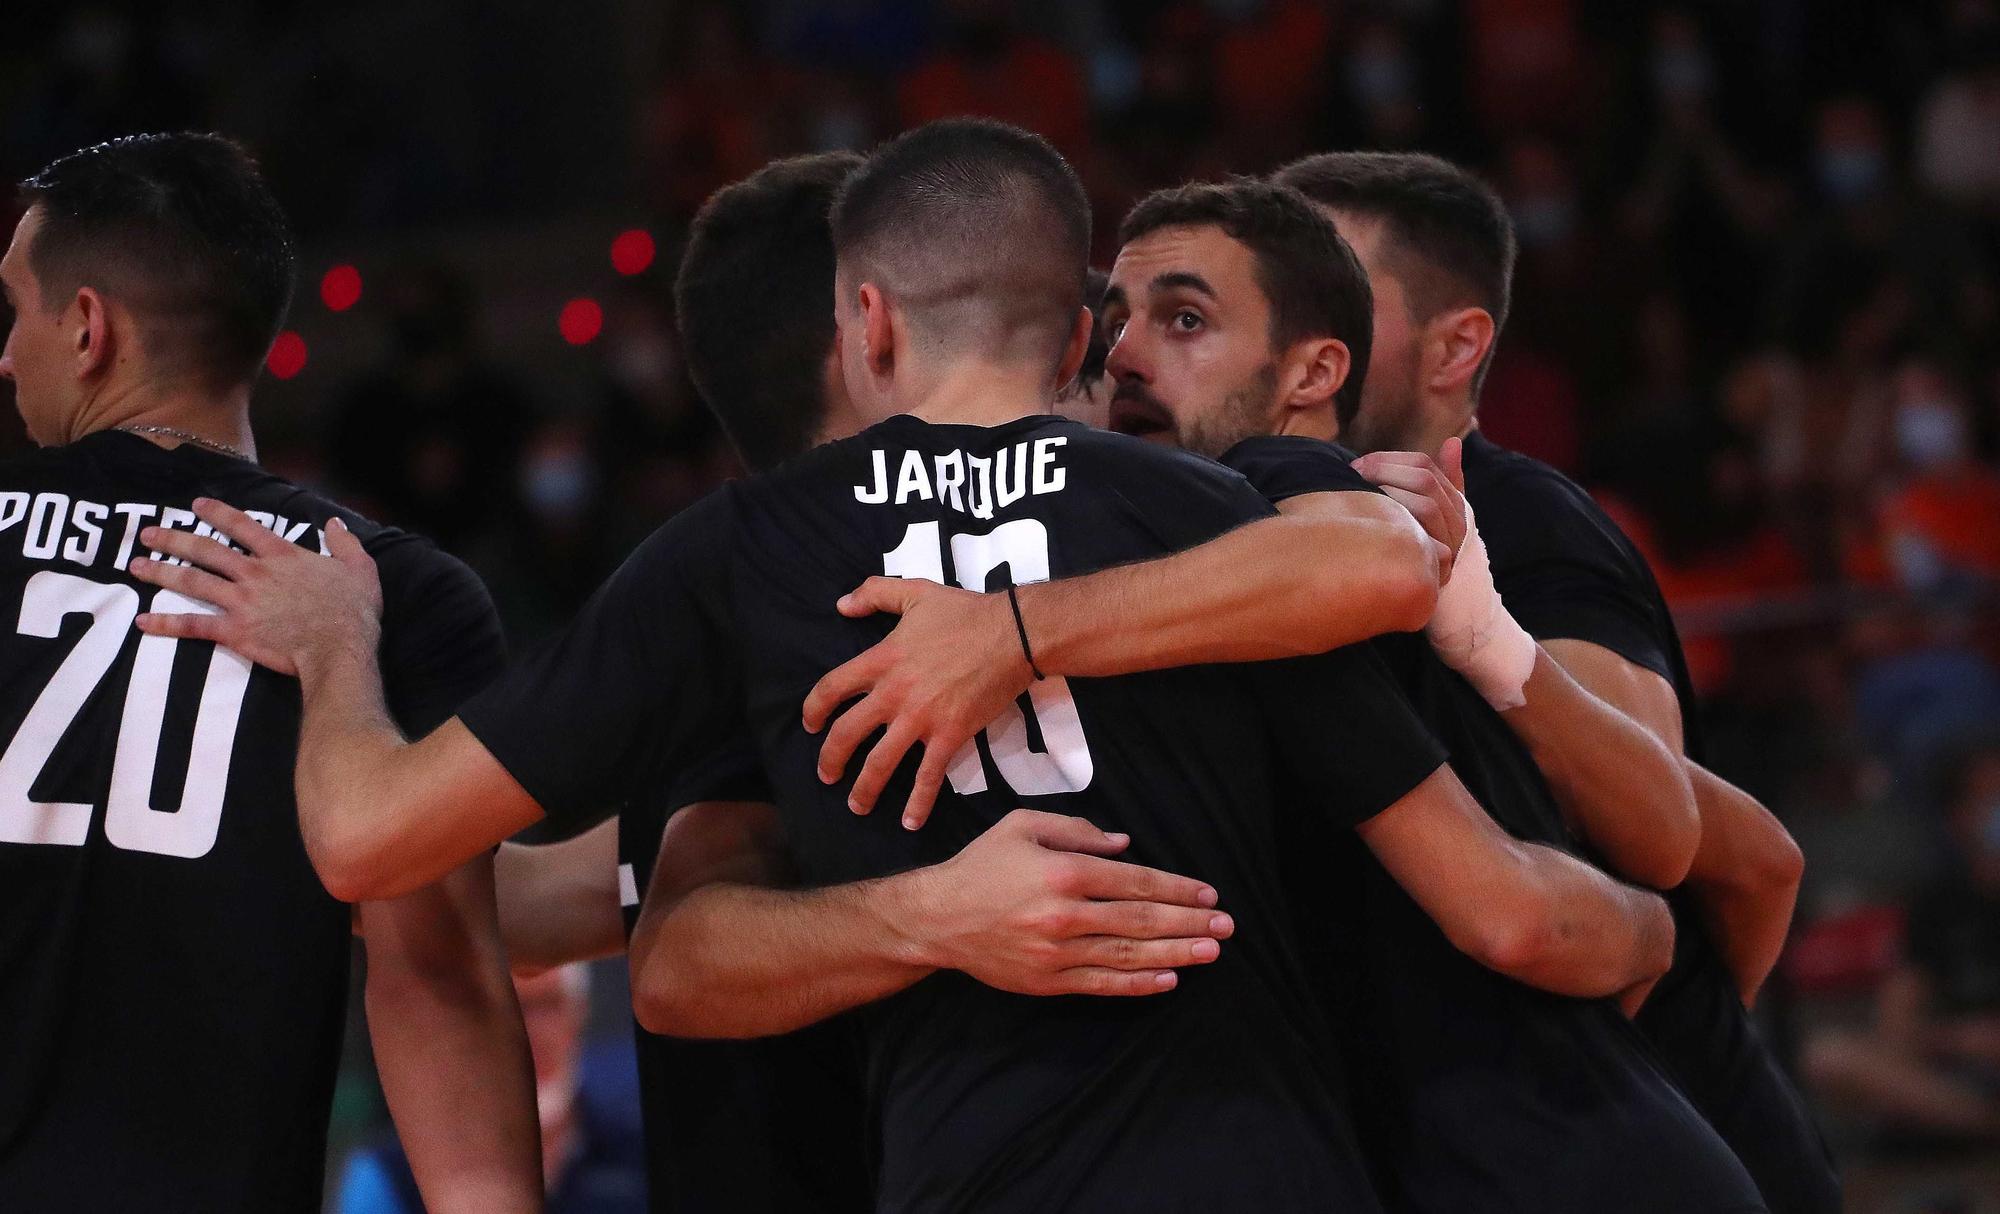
[72,286,113,381]
[1052,305,1092,389]
[1425,307,1494,396]
[1286,336,1350,410]
[859,282,895,377]
[1274,337,1349,442]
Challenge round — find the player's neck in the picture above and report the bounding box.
[1411,395,1475,459]
[66,375,257,460]
[899,360,1054,430]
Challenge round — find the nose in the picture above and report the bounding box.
[1103,322,1148,386]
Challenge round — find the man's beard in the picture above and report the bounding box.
[1344,347,1423,455]
[1180,362,1280,459]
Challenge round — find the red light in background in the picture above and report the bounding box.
[610,229,655,276]
[559,298,604,346]
[320,264,363,311]
[267,331,308,379]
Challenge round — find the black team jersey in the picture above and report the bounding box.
[615,767,872,1214]
[1223,435,1769,1214]
[0,430,504,1212]
[462,413,1449,1214]
[1461,430,1840,1214]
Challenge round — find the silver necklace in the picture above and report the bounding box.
[117,424,252,462]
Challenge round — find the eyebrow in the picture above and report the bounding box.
[1151,270,1217,301]
[1100,283,1128,311]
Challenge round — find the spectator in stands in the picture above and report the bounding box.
[336,966,647,1213]
[1803,740,2000,1143]
[325,261,533,552]
[1877,358,2000,590]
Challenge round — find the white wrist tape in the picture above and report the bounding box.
[1426,498,1537,711]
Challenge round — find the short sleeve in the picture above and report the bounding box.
[665,738,774,811]
[1255,641,1449,829]
[457,492,743,833]
[1063,431,1276,552]
[371,541,507,737]
[1220,436,1378,501]
[1470,467,1674,683]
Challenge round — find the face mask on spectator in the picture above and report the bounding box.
[1894,399,1969,470]
[1512,194,1576,247]
[521,451,596,523]
[1817,145,1885,203]
[1349,47,1414,108]
[1652,46,1714,102]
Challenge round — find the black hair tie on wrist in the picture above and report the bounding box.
[1006,584,1046,681]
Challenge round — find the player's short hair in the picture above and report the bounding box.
[1273,151,1515,392]
[675,151,864,471]
[832,118,1090,374]
[1120,179,1373,427]
[17,133,297,391]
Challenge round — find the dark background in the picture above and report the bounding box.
[5,1,2000,1209]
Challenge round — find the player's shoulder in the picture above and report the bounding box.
[1462,433,1638,553]
[1220,435,1377,499]
[1462,432,1600,515]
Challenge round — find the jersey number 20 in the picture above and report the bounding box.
[882,519,1094,797]
[0,570,252,859]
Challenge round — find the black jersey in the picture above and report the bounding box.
[1224,435,1769,1214]
[1461,430,1839,1214]
[616,749,872,1214]
[0,430,504,1212]
[463,412,1451,1213]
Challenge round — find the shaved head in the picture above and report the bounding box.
[832,118,1090,372]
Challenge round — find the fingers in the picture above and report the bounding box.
[847,719,920,817]
[134,527,252,580]
[324,516,370,569]
[190,497,289,557]
[1439,435,1465,492]
[1047,967,1179,996]
[1358,459,1448,498]
[837,575,922,619]
[128,557,237,607]
[817,695,890,794]
[1065,853,1218,908]
[1016,809,1130,857]
[1070,900,1234,942]
[1065,935,1221,970]
[898,744,954,832]
[133,607,229,643]
[802,647,885,733]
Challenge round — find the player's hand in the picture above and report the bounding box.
[1617,973,1662,1020]
[904,809,1231,997]
[128,498,383,677]
[803,576,1031,830]
[1352,437,1468,587]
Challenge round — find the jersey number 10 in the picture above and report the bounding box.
[0,570,252,859]
[881,519,1094,798]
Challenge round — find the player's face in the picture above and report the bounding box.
[1100,226,1282,459]
[1324,209,1425,454]
[0,208,77,446]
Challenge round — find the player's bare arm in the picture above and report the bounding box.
[1545,637,1805,1004]
[804,487,1443,827]
[497,819,625,975]
[357,855,542,1213]
[630,806,1232,1039]
[1355,446,1701,889]
[1358,765,1676,1012]
[131,498,542,901]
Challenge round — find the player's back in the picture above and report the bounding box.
[716,414,1433,1213]
[0,430,498,1211]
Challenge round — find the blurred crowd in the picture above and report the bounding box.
[6,0,2000,1205]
